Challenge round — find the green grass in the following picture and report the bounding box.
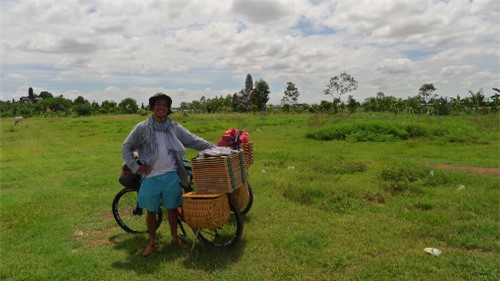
[1,113,499,280]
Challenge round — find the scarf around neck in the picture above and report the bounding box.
[146,115,186,164]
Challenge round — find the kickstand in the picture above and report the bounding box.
[191,229,200,252]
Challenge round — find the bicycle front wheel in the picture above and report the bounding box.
[112,188,162,234]
[193,195,243,248]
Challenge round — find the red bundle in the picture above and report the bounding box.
[217,128,250,148]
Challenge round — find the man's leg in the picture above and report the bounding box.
[142,211,159,256]
[167,209,187,248]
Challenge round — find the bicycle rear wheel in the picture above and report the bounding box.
[193,195,243,248]
[232,183,254,215]
[242,184,254,215]
[112,188,162,234]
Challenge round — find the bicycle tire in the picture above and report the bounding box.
[239,183,254,215]
[112,188,162,234]
[193,195,243,248]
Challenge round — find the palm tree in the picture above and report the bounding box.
[467,89,485,114]
[449,95,463,114]
[490,88,500,112]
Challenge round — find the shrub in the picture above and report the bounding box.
[379,165,427,183]
[402,123,429,138]
[312,157,368,174]
[306,120,409,142]
[378,165,428,195]
[73,104,94,116]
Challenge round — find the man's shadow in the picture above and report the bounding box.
[110,229,247,274]
[181,238,247,271]
[110,233,167,275]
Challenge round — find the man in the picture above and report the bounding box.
[122,93,215,256]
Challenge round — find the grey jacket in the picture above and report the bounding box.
[121,117,215,187]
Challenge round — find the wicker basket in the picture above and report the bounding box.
[191,151,247,193]
[241,142,254,167]
[182,192,230,230]
[231,183,250,212]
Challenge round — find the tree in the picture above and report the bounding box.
[252,79,270,112]
[394,98,405,115]
[73,96,92,116]
[449,95,463,114]
[119,98,139,114]
[319,100,332,112]
[39,96,72,115]
[346,95,359,113]
[383,96,398,113]
[74,103,94,116]
[324,71,358,113]
[406,96,423,114]
[100,100,118,114]
[91,101,100,111]
[363,96,377,112]
[490,88,500,112]
[199,96,207,113]
[295,103,309,113]
[180,102,190,112]
[375,92,385,112]
[74,96,88,105]
[281,82,300,112]
[308,103,320,113]
[418,83,437,104]
[433,96,450,115]
[39,91,53,99]
[467,89,485,114]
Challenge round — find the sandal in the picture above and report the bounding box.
[171,238,187,249]
[142,242,159,257]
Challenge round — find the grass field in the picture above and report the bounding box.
[1,113,499,280]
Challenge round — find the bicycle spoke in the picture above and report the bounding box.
[113,188,162,234]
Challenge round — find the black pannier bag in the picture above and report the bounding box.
[118,163,141,189]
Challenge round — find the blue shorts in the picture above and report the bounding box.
[138,172,183,211]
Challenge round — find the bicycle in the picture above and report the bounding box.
[112,159,244,248]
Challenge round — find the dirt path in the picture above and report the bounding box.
[433,164,500,177]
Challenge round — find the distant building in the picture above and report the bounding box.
[20,87,43,103]
[232,74,254,110]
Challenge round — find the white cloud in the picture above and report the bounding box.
[5,73,26,80]
[232,0,289,24]
[1,0,499,105]
[462,71,498,90]
[441,65,476,76]
[377,58,413,74]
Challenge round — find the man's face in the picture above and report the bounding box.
[152,98,170,121]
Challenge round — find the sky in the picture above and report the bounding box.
[1,0,499,107]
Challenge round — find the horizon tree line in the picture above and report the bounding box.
[1,73,498,117]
